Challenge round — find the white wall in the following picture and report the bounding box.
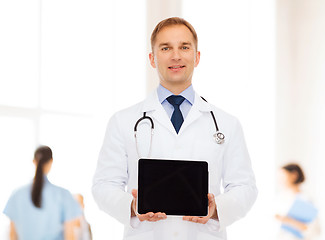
[276,0,325,237]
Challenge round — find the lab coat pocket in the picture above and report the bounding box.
[197,219,225,240]
[125,231,154,240]
[125,218,155,239]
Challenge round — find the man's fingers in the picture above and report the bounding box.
[147,212,163,221]
[183,216,209,224]
[208,193,214,201]
[149,212,167,221]
[130,189,138,217]
[183,216,190,221]
[183,216,196,222]
[192,217,199,222]
[156,212,167,219]
[208,193,216,207]
[197,217,209,224]
[138,212,154,221]
[182,193,216,224]
[132,189,137,199]
[138,212,166,222]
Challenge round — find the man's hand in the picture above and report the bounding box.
[131,189,167,222]
[183,193,218,224]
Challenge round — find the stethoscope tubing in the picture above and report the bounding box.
[134,112,154,132]
[133,96,225,158]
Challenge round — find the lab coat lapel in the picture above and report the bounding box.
[142,91,176,135]
[178,93,212,135]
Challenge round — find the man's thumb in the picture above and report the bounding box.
[132,189,138,199]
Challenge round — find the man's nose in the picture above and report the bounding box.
[171,49,181,60]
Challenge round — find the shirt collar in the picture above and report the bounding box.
[157,84,195,105]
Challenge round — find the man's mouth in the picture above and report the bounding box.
[168,65,185,70]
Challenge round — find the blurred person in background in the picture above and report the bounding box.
[275,163,321,240]
[73,194,92,240]
[3,146,82,240]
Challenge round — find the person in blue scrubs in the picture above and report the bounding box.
[275,163,320,239]
[3,146,82,240]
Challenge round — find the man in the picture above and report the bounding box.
[92,17,257,240]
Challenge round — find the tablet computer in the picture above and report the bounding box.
[137,158,209,216]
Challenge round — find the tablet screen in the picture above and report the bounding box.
[137,158,208,216]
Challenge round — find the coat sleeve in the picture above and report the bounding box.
[215,118,258,231]
[92,113,134,227]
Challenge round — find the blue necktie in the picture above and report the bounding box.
[167,95,185,133]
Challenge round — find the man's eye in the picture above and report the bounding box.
[162,47,169,51]
[182,46,189,50]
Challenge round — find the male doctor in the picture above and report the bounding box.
[92,17,257,240]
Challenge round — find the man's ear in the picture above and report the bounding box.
[194,51,201,67]
[149,52,156,68]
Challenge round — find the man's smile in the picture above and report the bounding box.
[168,65,186,71]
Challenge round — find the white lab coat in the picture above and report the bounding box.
[92,90,258,240]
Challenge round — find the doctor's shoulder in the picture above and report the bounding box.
[105,100,144,131]
[107,90,156,124]
[202,101,248,145]
[208,102,243,129]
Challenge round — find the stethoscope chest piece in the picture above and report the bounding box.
[134,97,226,158]
[214,131,225,144]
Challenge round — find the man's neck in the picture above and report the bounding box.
[160,82,192,95]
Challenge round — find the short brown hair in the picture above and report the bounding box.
[150,17,198,52]
[282,163,305,185]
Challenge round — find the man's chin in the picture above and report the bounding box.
[161,79,192,89]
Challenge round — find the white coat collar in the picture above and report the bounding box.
[141,90,213,135]
[142,90,213,113]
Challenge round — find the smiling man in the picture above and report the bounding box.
[149,23,200,94]
[92,17,257,240]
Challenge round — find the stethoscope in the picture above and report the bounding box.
[134,97,225,158]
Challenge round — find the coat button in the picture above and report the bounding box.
[173,232,178,237]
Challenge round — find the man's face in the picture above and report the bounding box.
[149,25,200,88]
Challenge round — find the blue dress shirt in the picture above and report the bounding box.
[157,84,194,120]
[3,177,82,240]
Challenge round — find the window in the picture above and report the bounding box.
[0,0,145,238]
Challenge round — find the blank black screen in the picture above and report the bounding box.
[138,159,208,216]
